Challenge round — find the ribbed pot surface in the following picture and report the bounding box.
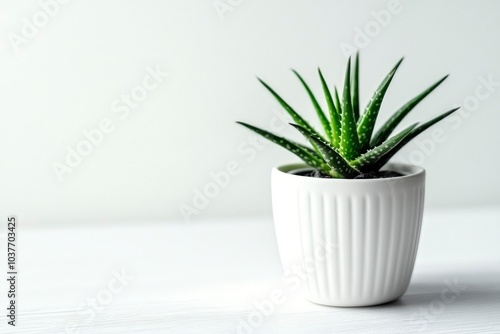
[271,163,425,307]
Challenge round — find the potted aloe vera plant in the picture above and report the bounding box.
[237,53,458,307]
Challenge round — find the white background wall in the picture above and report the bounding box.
[0,0,498,225]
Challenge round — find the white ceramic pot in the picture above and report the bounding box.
[271,163,425,307]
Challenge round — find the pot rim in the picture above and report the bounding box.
[273,162,425,184]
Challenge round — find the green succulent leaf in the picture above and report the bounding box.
[357,57,404,150]
[318,68,341,148]
[236,122,327,172]
[258,78,325,141]
[334,86,342,117]
[350,123,418,171]
[370,75,449,147]
[340,57,361,161]
[370,107,459,170]
[291,124,359,178]
[351,52,360,121]
[292,69,332,141]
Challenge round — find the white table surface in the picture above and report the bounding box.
[1,207,499,333]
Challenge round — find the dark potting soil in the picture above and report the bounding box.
[291,169,404,179]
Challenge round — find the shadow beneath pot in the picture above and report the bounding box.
[373,268,500,310]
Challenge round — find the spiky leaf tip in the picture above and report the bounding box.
[339,57,361,161]
[257,78,325,142]
[292,69,332,141]
[370,74,449,147]
[318,68,341,148]
[351,52,360,121]
[370,107,460,170]
[334,86,342,117]
[357,57,404,150]
[237,122,328,173]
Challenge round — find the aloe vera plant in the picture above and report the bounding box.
[237,54,459,178]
